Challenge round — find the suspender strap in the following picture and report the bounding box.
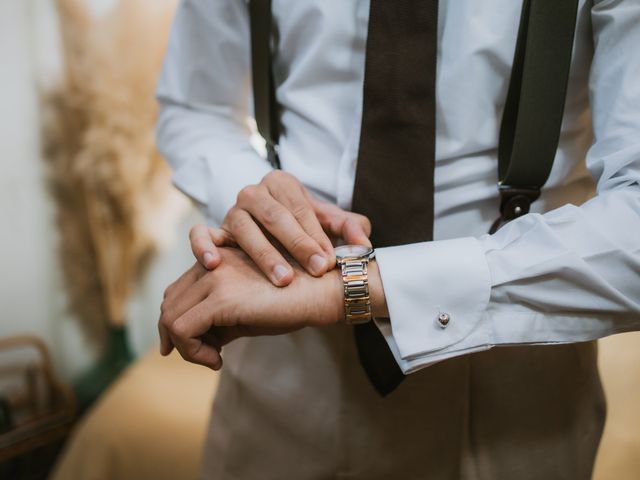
[249,0,281,168]
[491,0,579,233]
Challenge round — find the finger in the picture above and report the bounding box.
[161,273,212,327]
[270,183,335,264]
[341,215,373,247]
[158,322,175,356]
[190,224,221,270]
[313,200,372,247]
[173,336,223,370]
[159,263,209,356]
[163,262,207,303]
[208,227,236,247]
[170,302,220,353]
[224,207,294,286]
[236,186,330,276]
[201,332,223,353]
[169,300,223,370]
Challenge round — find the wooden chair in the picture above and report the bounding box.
[0,335,76,478]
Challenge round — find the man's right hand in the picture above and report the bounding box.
[189,170,372,286]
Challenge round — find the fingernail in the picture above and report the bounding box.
[203,252,214,267]
[273,264,291,283]
[309,254,327,274]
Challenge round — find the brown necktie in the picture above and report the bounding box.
[351,0,439,396]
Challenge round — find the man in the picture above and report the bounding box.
[156,0,640,478]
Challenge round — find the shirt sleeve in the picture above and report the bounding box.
[375,0,640,374]
[156,0,272,226]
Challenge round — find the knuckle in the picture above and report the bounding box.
[209,227,227,245]
[186,342,202,358]
[169,320,188,338]
[227,208,252,232]
[261,203,284,225]
[224,207,238,224]
[253,245,275,264]
[160,295,172,314]
[236,184,259,204]
[263,169,288,184]
[317,234,333,250]
[289,233,312,253]
[159,311,173,328]
[162,286,172,300]
[290,201,311,220]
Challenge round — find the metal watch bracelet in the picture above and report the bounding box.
[340,258,372,325]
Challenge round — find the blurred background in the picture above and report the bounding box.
[0,0,638,479]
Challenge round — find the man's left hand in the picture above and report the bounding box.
[158,247,345,370]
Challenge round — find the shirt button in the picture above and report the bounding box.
[437,312,451,328]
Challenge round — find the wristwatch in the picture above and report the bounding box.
[334,245,376,325]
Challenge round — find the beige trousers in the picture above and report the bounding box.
[203,325,605,479]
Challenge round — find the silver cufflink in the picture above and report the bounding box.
[437,312,451,328]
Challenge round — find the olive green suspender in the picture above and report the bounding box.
[248,0,580,233]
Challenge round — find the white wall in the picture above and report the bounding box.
[0,0,198,381]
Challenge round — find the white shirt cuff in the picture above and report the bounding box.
[374,237,492,372]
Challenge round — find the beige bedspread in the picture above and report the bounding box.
[51,333,640,480]
[50,349,217,480]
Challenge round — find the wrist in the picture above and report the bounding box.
[304,269,345,327]
[327,268,345,324]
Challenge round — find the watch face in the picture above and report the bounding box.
[334,244,374,260]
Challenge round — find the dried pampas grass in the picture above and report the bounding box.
[42,0,183,343]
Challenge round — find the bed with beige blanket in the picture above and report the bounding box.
[51,334,640,479]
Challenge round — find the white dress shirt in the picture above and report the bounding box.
[156,0,640,373]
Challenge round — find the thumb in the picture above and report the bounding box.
[189,224,221,270]
[189,225,235,270]
[341,215,372,247]
[312,199,372,246]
